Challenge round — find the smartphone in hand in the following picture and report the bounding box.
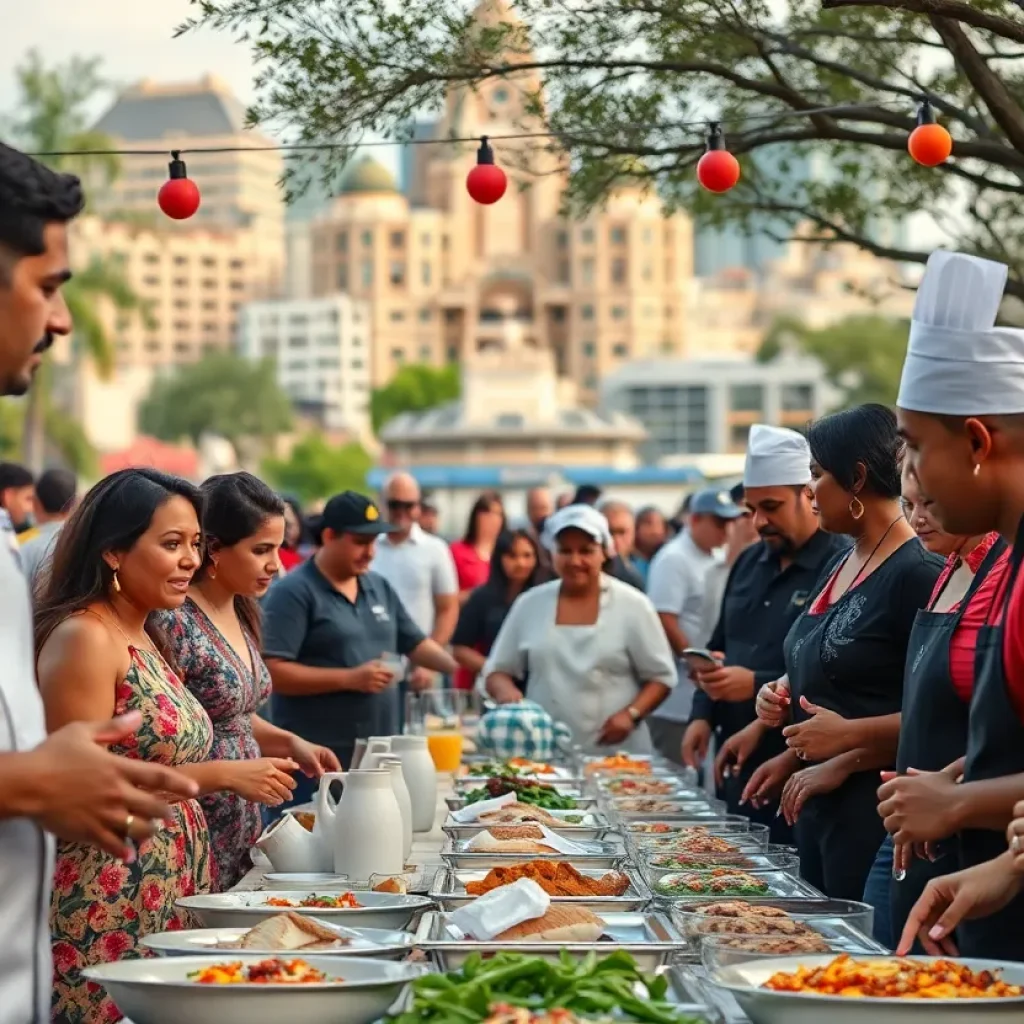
[681,647,723,674]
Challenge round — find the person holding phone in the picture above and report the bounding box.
[683,425,848,842]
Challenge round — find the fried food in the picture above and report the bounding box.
[584,755,652,776]
[605,779,678,796]
[465,861,631,898]
[646,829,744,856]
[716,934,830,954]
[763,955,1024,998]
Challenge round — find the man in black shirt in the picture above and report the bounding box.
[682,425,848,833]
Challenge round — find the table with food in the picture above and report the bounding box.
[79,736,1024,1024]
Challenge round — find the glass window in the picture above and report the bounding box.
[446,345,458,362]
[730,383,765,413]
[611,259,627,285]
[336,265,348,289]
[612,343,628,357]
[391,347,405,363]
[361,230,373,247]
[782,383,814,412]
[361,260,373,286]
[582,341,595,357]
[581,304,594,320]
[419,308,431,323]
[558,260,570,284]
[611,305,626,319]
[336,231,348,253]
[390,230,405,247]
[419,345,432,360]
[557,230,568,248]
[580,227,594,244]
[581,258,594,285]
[421,233,431,247]
[610,226,626,244]
[421,262,431,286]
[390,261,405,285]
[390,310,406,322]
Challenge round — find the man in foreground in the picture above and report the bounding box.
[0,141,199,1021]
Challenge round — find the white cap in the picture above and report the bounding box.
[743,424,811,488]
[898,250,1024,416]
[541,504,613,555]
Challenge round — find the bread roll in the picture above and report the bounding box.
[238,911,344,950]
[467,830,555,854]
[496,905,604,943]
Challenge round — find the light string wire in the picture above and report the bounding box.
[24,100,921,159]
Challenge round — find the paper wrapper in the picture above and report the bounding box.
[447,878,551,941]
[450,792,517,823]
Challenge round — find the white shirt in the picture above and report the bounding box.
[646,532,720,722]
[19,520,63,593]
[0,532,54,1023]
[482,577,678,755]
[370,523,458,636]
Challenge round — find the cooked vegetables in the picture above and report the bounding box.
[387,951,703,1023]
[465,778,578,810]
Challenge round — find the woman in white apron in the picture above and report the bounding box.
[482,504,678,754]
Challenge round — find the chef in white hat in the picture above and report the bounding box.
[893,250,1024,960]
[685,423,846,841]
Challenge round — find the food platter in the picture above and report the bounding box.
[441,837,624,870]
[414,909,685,971]
[649,869,823,903]
[442,808,614,842]
[428,865,653,914]
[176,890,433,930]
[140,922,416,960]
[81,954,428,1024]
[446,793,598,812]
[670,898,876,942]
[710,955,1024,1024]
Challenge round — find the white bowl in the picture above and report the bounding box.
[83,954,427,1024]
[177,890,433,931]
[140,922,415,960]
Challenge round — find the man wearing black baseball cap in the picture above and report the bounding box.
[262,491,459,804]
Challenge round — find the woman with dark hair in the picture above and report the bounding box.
[36,470,288,1022]
[278,495,307,572]
[156,472,339,890]
[452,529,544,692]
[449,490,506,604]
[744,404,942,904]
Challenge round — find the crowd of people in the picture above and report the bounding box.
[4,142,1024,1021]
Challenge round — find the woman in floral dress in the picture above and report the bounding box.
[158,473,339,890]
[35,469,302,1023]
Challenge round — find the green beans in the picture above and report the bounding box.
[387,951,703,1023]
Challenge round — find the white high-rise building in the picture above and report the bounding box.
[238,295,373,439]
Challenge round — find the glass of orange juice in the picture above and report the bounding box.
[426,730,464,773]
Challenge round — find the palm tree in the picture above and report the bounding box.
[3,51,143,472]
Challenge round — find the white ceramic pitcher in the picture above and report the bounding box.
[315,769,405,879]
[380,757,413,861]
[360,737,393,771]
[390,735,437,833]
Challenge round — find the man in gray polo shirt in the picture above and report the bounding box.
[263,491,459,807]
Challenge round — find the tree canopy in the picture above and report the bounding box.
[138,352,294,452]
[758,313,910,407]
[370,363,461,434]
[181,0,1024,295]
[262,435,374,503]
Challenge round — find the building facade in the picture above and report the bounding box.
[238,295,373,439]
[600,355,833,460]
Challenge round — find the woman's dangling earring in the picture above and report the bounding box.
[111,568,121,594]
[974,463,981,477]
[849,496,865,520]
[208,560,218,580]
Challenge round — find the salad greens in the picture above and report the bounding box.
[464,777,578,810]
[387,951,702,1023]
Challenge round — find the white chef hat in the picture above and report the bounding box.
[897,250,1024,415]
[541,503,613,555]
[744,424,811,488]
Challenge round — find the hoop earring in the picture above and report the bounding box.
[111,569,121,594]
[849,496,865,521]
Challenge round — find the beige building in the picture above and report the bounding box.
[91,75,285,293]
[308,0,693,402]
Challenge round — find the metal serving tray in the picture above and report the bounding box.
[442,808,614,842]
[670,898,876,942]
[650,870,824,904]
[446,793,598,813]
[453,776,584,796]
[428,865,652,914]
[441,838,624,870]
[414,909,686,972]
[610,799,726,822]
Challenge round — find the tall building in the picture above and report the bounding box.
[238,295,373,439]
[91,75,286,292]
[308,0,694,402]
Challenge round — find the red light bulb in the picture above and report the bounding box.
[158,153,201,220]
[908,100,952,167]
[466,136,508,205]
[696,124,740,194]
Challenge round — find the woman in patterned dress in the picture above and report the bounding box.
[158,473,339,890]
[34,469,299,1023]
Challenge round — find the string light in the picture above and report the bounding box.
[24,100,949,217]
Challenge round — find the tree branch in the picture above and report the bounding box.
[820,0,1024,45]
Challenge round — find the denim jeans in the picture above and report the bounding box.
[863,834,895,950]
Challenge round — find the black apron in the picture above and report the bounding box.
[890,539,1007,937]
[784,584,893,901]
[958,518,1024,960]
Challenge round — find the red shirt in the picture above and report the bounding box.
[928,534,1008,703]
[449,541,492,690]
[278,547,304,572]
[999,542,1024,722]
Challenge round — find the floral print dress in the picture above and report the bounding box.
[158,599,272,890]
[51,646,213,1024]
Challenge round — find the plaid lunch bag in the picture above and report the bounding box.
[477,700,573,761]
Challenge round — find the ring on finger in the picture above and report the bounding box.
[124,813,135,836]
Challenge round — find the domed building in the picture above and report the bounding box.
[307,0,691,463]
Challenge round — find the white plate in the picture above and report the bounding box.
[141,922,415,959]
[83,954,427,1024]
[712,955,1024,1024]
[176,890,433,930]
[263,873,351,891]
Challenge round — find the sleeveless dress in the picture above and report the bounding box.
[50,645,213,1023]
[157,600,272,890]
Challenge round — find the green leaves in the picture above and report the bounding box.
[370,363,461,434]
[262,434,373,503]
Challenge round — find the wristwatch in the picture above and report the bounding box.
[626,705,642,725]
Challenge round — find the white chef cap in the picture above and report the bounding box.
[743,424,811,488]
[897,250,1024,416]
[541,503,613,555]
